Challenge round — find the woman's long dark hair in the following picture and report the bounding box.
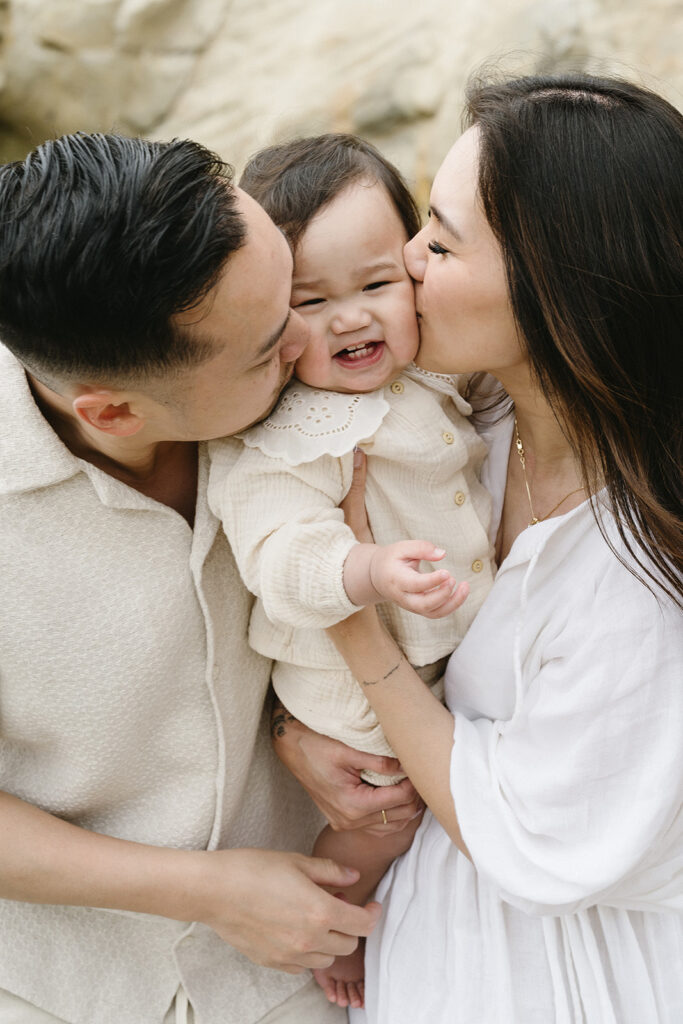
[465,72,683,605]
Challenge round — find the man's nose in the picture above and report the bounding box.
[280,310,310,362]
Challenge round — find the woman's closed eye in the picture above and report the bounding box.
[427,240,450,256]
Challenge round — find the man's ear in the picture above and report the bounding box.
[72,392,144,438]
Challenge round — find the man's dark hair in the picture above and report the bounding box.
[239,133,421,252]
[0,132,246,383]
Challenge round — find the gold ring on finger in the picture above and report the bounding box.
[380,808,388,825]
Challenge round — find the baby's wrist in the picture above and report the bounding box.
[342,543,384,606]
[367,546,388,602]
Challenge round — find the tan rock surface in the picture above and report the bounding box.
[0,0,681,191]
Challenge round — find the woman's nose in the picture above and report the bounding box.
[404,231,427,282]
[330,304,372,335]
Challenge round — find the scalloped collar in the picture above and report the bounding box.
[238,364,472,466]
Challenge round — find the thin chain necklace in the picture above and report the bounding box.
[514,417,584,526]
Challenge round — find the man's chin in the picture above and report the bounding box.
[242,363,294,431]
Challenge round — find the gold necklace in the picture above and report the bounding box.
[513,418,584,526]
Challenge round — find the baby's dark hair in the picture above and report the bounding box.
[239,133,421,250]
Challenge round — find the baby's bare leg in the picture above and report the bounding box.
[312,814,422,1008]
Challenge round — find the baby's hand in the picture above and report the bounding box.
[369,541,469,619]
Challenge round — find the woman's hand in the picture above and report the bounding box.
[272,698,423,836]
[341,447,374,542]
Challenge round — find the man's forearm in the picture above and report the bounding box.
[0,788,381,973]
[0,790,202,920]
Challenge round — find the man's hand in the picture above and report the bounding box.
[272,702,423,836]
[194,848,381,973]
[0,791,381,975]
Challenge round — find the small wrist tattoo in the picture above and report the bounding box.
[361,655,404,688]
[270,697,297,739]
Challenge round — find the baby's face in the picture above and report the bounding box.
[291,180,419,393]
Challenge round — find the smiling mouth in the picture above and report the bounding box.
[333,341,385,367]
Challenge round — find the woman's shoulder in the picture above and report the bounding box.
[592,503,682,616]
[527,494,683,631]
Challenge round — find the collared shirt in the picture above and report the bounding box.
[0,344,322,1024]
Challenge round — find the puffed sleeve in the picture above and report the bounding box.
[207,440,359,628]
[450,550,683,916]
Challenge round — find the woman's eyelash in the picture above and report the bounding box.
[428,240,449,256]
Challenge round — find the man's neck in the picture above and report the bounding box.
[29,375,199,525]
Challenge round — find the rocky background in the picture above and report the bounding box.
[0,0,681,199]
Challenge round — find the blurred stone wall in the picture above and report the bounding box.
[0,0,681,199]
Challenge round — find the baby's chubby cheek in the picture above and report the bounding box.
[292,336,334,389]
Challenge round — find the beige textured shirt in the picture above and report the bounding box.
[0,344,322,1024]
[209,367,495,673]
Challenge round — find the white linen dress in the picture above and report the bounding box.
[355,417,683,1023]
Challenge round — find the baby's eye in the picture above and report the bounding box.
[293,297,325,308]
[428,240,449,256]
[363,281,389,292]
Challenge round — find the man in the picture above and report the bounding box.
[0,133,416,1023]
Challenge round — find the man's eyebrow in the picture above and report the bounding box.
[253,310,291,361]
[430,205,463,243]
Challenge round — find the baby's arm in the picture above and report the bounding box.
[209,443,361,628]
[210,442,469,626]
[343,541,470,620]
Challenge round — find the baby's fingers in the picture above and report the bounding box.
[398,567,453,594]
[420,580,470,618]
[392,575,452,612]
[393,540,447,563]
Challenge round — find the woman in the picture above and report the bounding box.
[327,73,683,1022]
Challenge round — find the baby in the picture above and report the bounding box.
[207,134,494,1007]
